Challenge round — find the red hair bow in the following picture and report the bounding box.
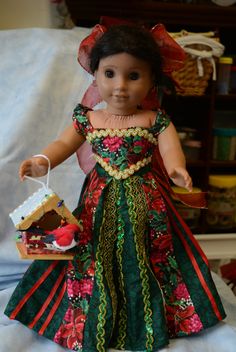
[78,24,106,75]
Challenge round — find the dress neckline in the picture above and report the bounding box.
[86,109,160,132]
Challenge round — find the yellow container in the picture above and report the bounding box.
[217,57,233,94]
[207,175,236,229]
[172,186,202,230]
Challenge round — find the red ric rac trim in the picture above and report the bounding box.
[10,261,59,319]
[39,281,67,335]
[162,190,223,320]
[28,267,66,329]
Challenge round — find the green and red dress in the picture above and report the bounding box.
[5,104,226,352]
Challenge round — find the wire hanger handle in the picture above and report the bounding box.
[24,154,51,190]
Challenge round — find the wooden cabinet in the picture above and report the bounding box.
[65,1,236,31]
[162,88,236,234]
[158,2,236,234]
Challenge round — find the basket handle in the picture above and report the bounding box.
[176,35,224,57]
[24,154,51,190]
[176,34,225,81]
[184,47,213,58]
[185,47,217,80]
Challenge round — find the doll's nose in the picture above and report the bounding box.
[115,76,127,91]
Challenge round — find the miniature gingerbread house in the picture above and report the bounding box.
[9,186,80,259]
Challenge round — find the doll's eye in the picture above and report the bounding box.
[129,72,140,80]
[105,70,114,78]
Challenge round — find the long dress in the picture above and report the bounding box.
[5,104,226,352]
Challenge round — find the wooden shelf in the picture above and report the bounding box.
[65,1,236,28]
[210,160,236,168]
[215,94,236,101]
[214,94,236,110]
[187,160,207,167]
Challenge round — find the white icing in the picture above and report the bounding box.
[9,187,54,227]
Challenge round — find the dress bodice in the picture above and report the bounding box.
[73,104,170,179]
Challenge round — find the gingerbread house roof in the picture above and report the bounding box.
[9,186,79,230]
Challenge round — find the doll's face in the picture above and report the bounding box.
[94,52,153,115]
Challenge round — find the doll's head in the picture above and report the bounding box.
[89,25,164,89]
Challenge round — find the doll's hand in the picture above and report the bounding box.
[169,167,193,192]
[19,156,49,181]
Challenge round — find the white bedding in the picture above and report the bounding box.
[0,26,236,352]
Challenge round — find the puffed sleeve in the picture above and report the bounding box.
[150,108,171,136]
[72,103,93,138]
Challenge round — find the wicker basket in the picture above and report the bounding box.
[172,49,214,96]
[171,32,224,96]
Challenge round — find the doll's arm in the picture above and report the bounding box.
[158,122,192,192]
[19,124,85,181]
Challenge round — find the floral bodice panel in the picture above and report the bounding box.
[73,104,170,179]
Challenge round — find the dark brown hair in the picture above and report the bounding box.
[89,25,165,88]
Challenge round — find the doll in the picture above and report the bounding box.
[5,24,225,352]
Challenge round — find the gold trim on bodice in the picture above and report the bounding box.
[87,128,157,180]
[95,155,152,180]
[86,127,158,145]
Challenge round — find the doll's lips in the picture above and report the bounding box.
[113,95,128,101]
[113,94,128,98]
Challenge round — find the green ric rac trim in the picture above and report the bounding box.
[115,195,127,349]
[95,180,119,351]
[95,251,106,352]
[124,176,154,351]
